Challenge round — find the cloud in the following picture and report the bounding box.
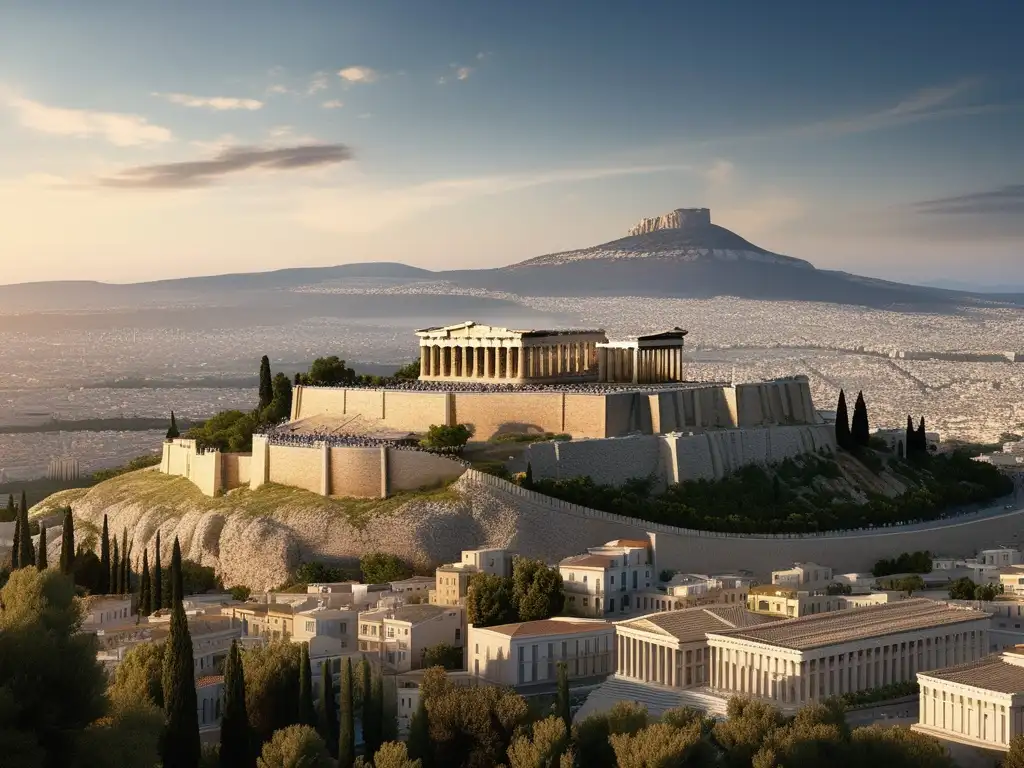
[438,64,474,85]
[704,159,734,187]
[267,84,290,95]
[306,72,329,95]
[1,90,172,146]
[322,99,344,110]
[97,144,353,189]
[914,184,1024,215]
[154,92,263,111]
[338,66,380,84]
[293,161,690,234]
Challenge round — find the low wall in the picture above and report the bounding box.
[523,424,836,486]
[461,470,1024,578]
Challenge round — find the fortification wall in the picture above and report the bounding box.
[388,449,467,492]
[250,436,269,488]
[329,446,382,497]
[221,454,251,490]
[189,451,221,497]
[452,392,569,438]
[524,424,836,486]
[384,391,448,431]
[267,445,322,494]
[561,394,606,437]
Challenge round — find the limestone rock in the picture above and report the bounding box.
[627,208,712,236]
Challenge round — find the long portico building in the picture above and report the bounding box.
[705,598,991,710]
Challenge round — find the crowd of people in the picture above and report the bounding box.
[319,378,699,395]
[260,427,471,466]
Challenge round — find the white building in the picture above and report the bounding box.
[747,586,903,619]
[771,562,834,590]
[358,604,464,673]
[706,599,991,709]
[914,647,1024,751]
[389,576,436,601]
[292,606,358,658]
[468,617,615,687]
[560,539,653,617]
[430,548,512,607]
[198,674,224,744]
[81,596,133,630]
[636,573,752,614]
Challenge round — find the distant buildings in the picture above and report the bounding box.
[357,604,464,673]
[430,548,512,607]
[559,539,654,617]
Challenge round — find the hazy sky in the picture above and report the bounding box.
[1,0,1023,286]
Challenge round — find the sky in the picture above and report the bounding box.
[1,0,1023,286]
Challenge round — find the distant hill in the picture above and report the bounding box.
[4,208,1023,311]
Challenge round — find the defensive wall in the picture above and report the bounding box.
[523,424,835,488]
[289,376,818,440]
[461,470,1024,578]
[161,437,466,499]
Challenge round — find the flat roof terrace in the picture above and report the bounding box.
[299,380,727,395]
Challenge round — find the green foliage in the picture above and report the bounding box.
[162,537,201,768]
[167,410,181,440]
[393,361,422,380]
[16,496,34,568]
[421,642,463,671]
[256,724,332,768]
[77,694,165,768]
[162,557,221,598]
[221,640,252,768]
[317,660,338,759]
[60,506,75,574]
[465,572,517,627]
[572,700,649,768]
[420,423,474,450]
[154,530,163,610]
[260,373,293,424]
[139,548,151,615]
[507,716,572,768]
[406,696,431,768]
[338,658,356,768]
[282,560,356,591]
[91,454,162,483]
[362,664,384,760]
[99,514,110,593]
[1005,734,1024,768]
[298,644,315,730]
[556,662,571,732]
[0,568,108,766]
[872,551,932,577]
[836,680,919,708]
[490,432,572,444]
[305,356,357,387]
[110,641,165,709]
[186,409,258,453]
[366,741,422,768]
[947,576,977,600]
[230,585,252,602]
[36,525,47,570]
[825,582,852,595]
[851,390,870,448]
[513,556,565,621]
[835,389,852,450]
[72,548,104,594]
[259,356,274,412]
[360,552,412,584]
[611,720,714,768]
[848,723,955,767]
[877,575,926,595]
[0,493,15,522]
[242,641,302,748]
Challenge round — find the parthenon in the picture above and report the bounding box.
[415,321,688,384]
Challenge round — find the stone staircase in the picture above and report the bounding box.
[573,675,731,723]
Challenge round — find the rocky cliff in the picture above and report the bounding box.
[627,207,712,236]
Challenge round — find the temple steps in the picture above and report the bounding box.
[573,675,731,722]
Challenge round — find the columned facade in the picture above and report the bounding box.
[614,627,709,689]
[596,330,688,385]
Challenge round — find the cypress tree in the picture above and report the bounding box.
[139,547,151,616]
[166,411,180,440]
[317,660,338,758]
[99,514,111,594]
[1,494,14,523]
[294,372,302,387]
[20,490,27,518]
[219,640,250,768]
[299,643,315,726]
[120,527,129,594]
[11,513,20,569]
[258,355,274,412]
[556,661,571,731]
[917,417,927,452]
[835,389,852,450]
[154,530,163,610]
[111,538,120,596]
[906,415,915,456]
[17,496,34,568]
[368,673,384,759]
[851,390,870,448]
[59,506,75,574]
[524,461,534,489]
[360,662,377,758]
[36,525,47,570]
[161,536,200,768]
[338,657,355,768]
[406,696,430,767]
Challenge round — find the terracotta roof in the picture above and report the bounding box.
[618,605,780,644]
[605,539,650,548]
[710,599,989,651]
[197,675,225,688]
[482,619,614,638]
[559,554,617,569]
[920,655,1024,695]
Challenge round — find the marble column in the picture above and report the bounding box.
[419,346,429,377]
[484,347,493,379]
[462,346,471,378]
[598,347,607,381]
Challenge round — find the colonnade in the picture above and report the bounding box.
[707,628,986,706]
[919,676,1016,748]
[597,344,686,384]
[419,340,599,381]
[615,634,706,689]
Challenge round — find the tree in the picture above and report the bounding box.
[256,725,331,768]
[421,642,463,671]
[338,657,356,768]
[393,360,422,380]
[610,721,712,768]
[514,559,565,622]
[73,548,104,594]
[161,536,201,768]
[242,641,302,747]
[897,575,925,595]
[849,724,955,767]
[976,582,1002,601]
[154,530,163,609]
[406,697,431,768]
[572,700,648,768]
[16,494,34,568]
[11,508,20,569]
[60,506,75,574]
[109,641,166,708]
[524,462,534,489]
[0,493,14,522]
[306,356,356,387]
[905,415,915,456]
[1005,734,1024,768]
[507,716,571,768]
[120,527,131,594]
[99,514,111,594]
[369,674,385,760]
[419,423,473,451]
[917,417,927,453]
[367,742,422,768]
[167,410,181,439]
[555,661,571,731]
[317,660,338,758]
[261,373,293,424]
[111,537,120,596]
[161,557,221,600]
[78,690,165,768]
[358,660,374,754]
[259,356,274,412]
[851,390,870,448]
[299,643,315,727]
[139,547,152,616]
[948,576,977,600]
[466,572,517,627]
[36,524,48,570]
[835,389,852,450]
[221,640,252,768]
[186,410,258,453]
[360,552,412,584]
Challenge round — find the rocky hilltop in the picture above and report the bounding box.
[627,207,713,236]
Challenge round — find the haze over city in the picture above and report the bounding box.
[1,0,1023,287]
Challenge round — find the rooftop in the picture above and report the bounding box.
[710,599,989,651]
[618,605,780,644]
[361,604,456,625]
[559,554,617,569]
[197,674,225,688]
[604,539,650,549]
[919,654,1024,695]
[480,618,614,639]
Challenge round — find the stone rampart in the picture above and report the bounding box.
[523,424,835,486]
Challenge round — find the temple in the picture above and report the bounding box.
[415,321,687,385]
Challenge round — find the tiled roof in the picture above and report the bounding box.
[605,539,650,548]
[391,604,454,625]
[482,619,614,638]
[920,655,1024,695]
[710,599,989,651]
[197,675,225,688]
[618,605,779,644]
[559,554,616,569]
